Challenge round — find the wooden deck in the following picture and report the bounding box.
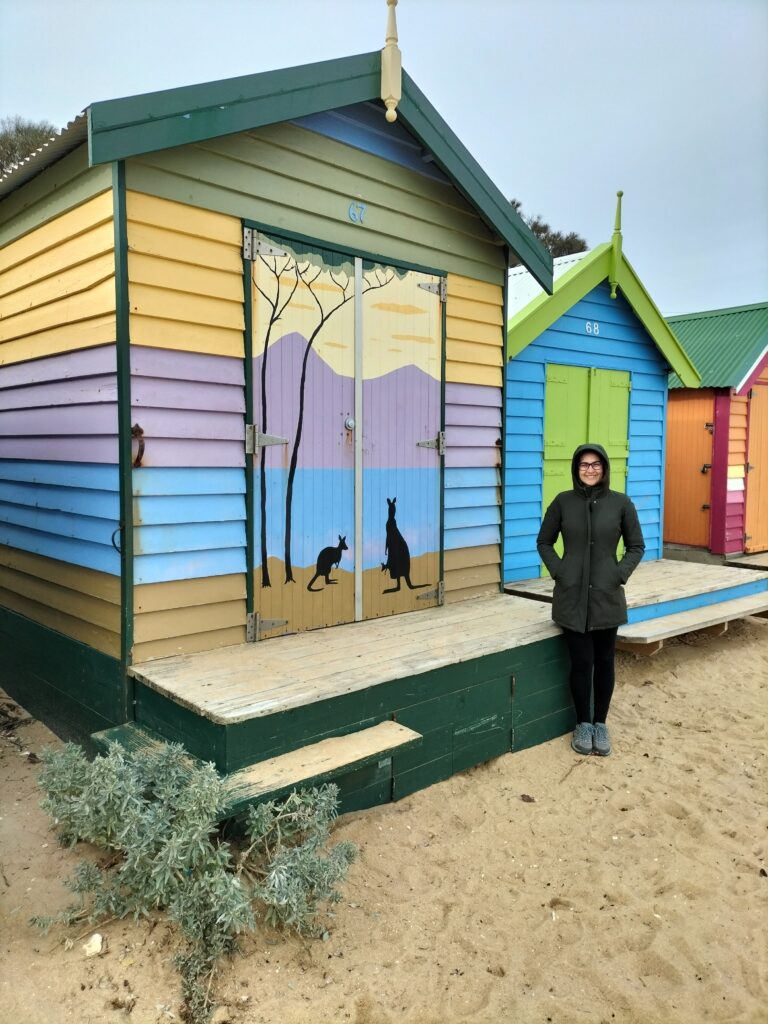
[724,552,768,571]
[505,558,768,620]
[130,594,560,725]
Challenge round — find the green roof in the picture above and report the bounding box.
[506,238,701,388]
[667,302,768,391]
[87,51,553,291]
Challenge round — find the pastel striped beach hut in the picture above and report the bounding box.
[664,302,768,556]
[504,195,700,585]
[0,44,570,806]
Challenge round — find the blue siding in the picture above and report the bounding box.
[504,281,669,582]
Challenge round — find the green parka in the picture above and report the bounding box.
[536,443,645,632]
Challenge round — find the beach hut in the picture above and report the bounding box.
[503,194,700,584]
[664,302,768,556]
[0,28,574,809]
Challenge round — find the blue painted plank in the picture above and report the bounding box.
[628,577,768,623]
[0,482,119,520]
[133,494,246,525]
[504,468,541,487]
[504,550,541,571]
[445,467,500,489]
[503,435,541,453]
[505,380,545,401]
[631,436,660,453]
[444,487,498,510]
[504,532,538,554]
[633,421,663,437]
[0,523,120,574]
[444,525,499,550]
[504,562,542,583]
[505,416,542,436]
[132,467,245,496]
[631,390,665,407]
[444,505,500,530]
[134,547,247,585]
[628,466,662,483]
[0,501,117,545]
[504,516,540,538]
[631,404,664,421]
[629,493,661,511]
[504,451,542,470]
[0,460,119,490]
[505,398,544,418]
[134,521,246,555]
[506,361,545,384]
[503,501,541,520]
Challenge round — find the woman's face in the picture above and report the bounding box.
[578,450,604,486]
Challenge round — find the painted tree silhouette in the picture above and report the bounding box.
[251,254,300,587]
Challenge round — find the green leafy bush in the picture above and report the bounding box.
[33,741,357,1023]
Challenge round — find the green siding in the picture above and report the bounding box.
[124,122,506,285]
[0,145,113,245]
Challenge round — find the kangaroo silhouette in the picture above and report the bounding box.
[307,535,348,592]
[381,497,429,593]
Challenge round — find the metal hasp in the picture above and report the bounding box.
[700,463,712,474]
[417,579,445,605]
[246,612,289,642]
[417,430,445,456]
[245,424,288,454]
[417,278,447,302]
[243,227,288,259]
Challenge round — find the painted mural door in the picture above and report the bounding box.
[541,364,630,567]
[250,232,442,638]
[663,390,714,547]
[744,383,768,553]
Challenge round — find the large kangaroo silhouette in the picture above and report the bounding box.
[307,535,348,592]
[381,497,429,593]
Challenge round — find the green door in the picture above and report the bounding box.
[541,364,630,571]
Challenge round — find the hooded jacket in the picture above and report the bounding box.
[536,443,645,632]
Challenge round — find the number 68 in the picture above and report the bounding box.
[585,321,600,335]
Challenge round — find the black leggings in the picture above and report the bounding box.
[562,627,618,724]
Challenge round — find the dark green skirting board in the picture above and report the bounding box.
[127,633,573,813]
[0,606,125,751]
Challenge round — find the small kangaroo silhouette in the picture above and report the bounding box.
[307,535,348,592]
[381,497,429,593]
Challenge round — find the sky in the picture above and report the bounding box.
[1,0,766,314]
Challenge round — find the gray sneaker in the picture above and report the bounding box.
[571,722,594,755]
[593,722,612,756]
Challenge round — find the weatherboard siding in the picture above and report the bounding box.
[504,282,668,583]
[0,191,116,365]
[124,122,506,286]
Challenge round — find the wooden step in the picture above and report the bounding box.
[92,720,422,817]
[616,591,768,656]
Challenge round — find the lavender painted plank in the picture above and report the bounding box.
[0,404,118,436]
[0,438,118,462]
[129,407,243,440]
[0,375,117,411]
[0,344,116,388]
[445,447,499,469]
[445,425,500,448]
[132,438,243,468]
[444,404,501,428]
[131,344,244,386]
[131,376,245,413]
[445,381,502,408]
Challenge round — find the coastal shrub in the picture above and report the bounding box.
[32,741,357,1023]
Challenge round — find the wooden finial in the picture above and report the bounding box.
[609,190,624,299]
[381,0,402,123]
[613,189,624,236]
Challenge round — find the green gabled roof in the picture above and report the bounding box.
[666,302,768,391]
[506,238,700,388]
[87,51,552,291]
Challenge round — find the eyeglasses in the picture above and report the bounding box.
[578,461,602,471]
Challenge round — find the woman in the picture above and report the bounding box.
[536,443,645,757]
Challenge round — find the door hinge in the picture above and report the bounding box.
[701,503,711,510]
[700,463,712,474]
[705,422,714,434]
[417,278,447,302]
[417,579,444,605]
[243,227,288,260]
[247,612,289,642]
[746,463,754,472]
[417,430,445,456]
[245,424,289,454]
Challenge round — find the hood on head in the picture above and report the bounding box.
[571,443,611,488]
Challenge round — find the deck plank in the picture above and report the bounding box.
[617,592,768,643]
[724,553,768,571]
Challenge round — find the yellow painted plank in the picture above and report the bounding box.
[445,361,502,388]
[128,282,244,331]
[129,314,243,357]
[445,338,503,367]
[0,222,115,299]
[0,585,120,657]
[0,544,120,604]
[0,253,115,319]
[128,252,243,303]
[0,565,121,632]
[0,277,115,343]
[446,295,504,326]
[126,190,242,246]
[727,464,745,478]
[127,221,243,273]
[133,625,246,663]
[134,600,246,643]
[133,573,245,614]
[446,316,503,348]
[447,274,503,305]
[0,315,116,365]
[444,562,500,591]
[0,192,113,273]
[444,582,499,603]
[444,544,500,572]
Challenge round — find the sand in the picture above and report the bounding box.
[1,616,766,1024]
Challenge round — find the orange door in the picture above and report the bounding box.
[745,382,768,553]
[664,390,715,546]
